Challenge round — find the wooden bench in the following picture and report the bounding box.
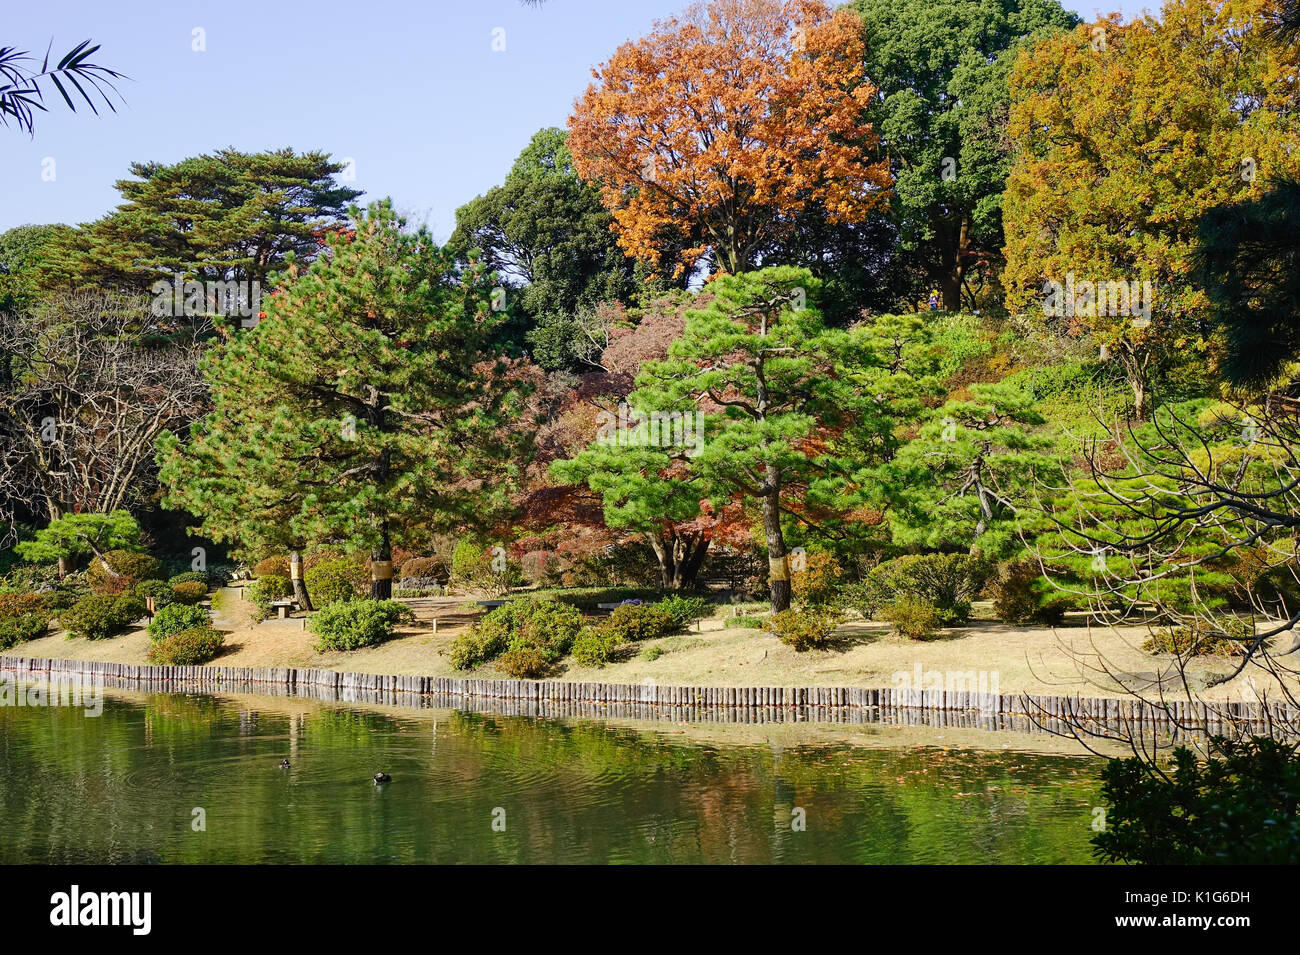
[267,599,300,620]
[476,600,509,610]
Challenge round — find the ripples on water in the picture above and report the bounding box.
[0,684,1103,864]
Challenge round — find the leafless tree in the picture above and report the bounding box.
[0,291,207,561]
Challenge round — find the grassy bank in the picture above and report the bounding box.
[13,585,1296,705]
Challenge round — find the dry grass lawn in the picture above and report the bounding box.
[15,586,1300,703]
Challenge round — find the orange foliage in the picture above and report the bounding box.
[567,0,890,277]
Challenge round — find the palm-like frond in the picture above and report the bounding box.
[0,38,126,136]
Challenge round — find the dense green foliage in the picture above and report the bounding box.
[308,599,414,652]
[1095,739,1300,864]
[146,626,225,666]
[59,593,144,641]
[146,603,211,642]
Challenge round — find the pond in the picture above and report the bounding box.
[0,680,1104,864]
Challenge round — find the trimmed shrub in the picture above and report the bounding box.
[762,608,843,651]
[87,551,163,596]
[1142,620,1251,657]
[309,599,415,652]
[246,575,291,619]
[862,554,990,625]
[0,613,50,649]
[498,646,550,679]
[59,593,143,640]
[170,581,208,605]
[0,592,51,618]
[989,559,1069,625]
[449,631,504,670]
[146,626,225,665]
[167,571,209,587]
[252,556,289,578]
[452,599,584,670]
[790,551,842,606]
[655,595,710,630]
[399,556,446,581]
[304,557,367,607]
[883,596,943,640]
[134,579,176,610]
[571,627,621,667]
[604,603,676,642]
[86,550,164,594]
[147,603,211,642]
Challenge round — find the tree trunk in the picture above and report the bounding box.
[938,216,970,312]
[679,536,710,589]
[370,524,393,600]
[648,531,711,590]
[1131,373,1149,422]
[761,481,791,613]
[1114,341,1151,421]
[289,550,313,612]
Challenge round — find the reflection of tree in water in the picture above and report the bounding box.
[0,692,1103,863]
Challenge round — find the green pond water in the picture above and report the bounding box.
[0,682,1105,864]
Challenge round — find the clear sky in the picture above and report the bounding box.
[2,0,1153,240]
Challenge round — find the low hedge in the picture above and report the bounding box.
[170,581,208,605]
[309,599,414,652]
[147,603,211,642]
[134,579,176,610]
[59,593,145,641]
[146,626,225,665]
[762,607,843,651]
[450,599,584,671]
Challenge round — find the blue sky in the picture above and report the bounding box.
[2,0,1152,240]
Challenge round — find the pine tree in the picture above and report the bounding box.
[158,201,519,601]
[876,381,1060,557]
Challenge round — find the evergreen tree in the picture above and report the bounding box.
[850,0,1079,310]
[877,381,1059,556]
[629,267,896,611]
[448,127,663,370]
[158,201,520,601]
[41,148,361,296]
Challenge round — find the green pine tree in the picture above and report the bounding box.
[158,200,520,601]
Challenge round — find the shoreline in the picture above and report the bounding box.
[2,653,1294,738]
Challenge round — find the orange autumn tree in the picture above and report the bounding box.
[567,0,890,278]
[1003,0,1300,419]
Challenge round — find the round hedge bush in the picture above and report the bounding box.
[87,550,164,594]
[762,608,843,651]
[450,599,583,671]
[146,626,225,665]
[170,581,208,605]
[134,579,176,610]
[146,603,211,642]
[303,557,367,607]
[309,599,414,652]
[604,603,675,642]
[59,593,144,640]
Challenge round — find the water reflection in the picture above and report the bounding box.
[0,683,1104,864]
